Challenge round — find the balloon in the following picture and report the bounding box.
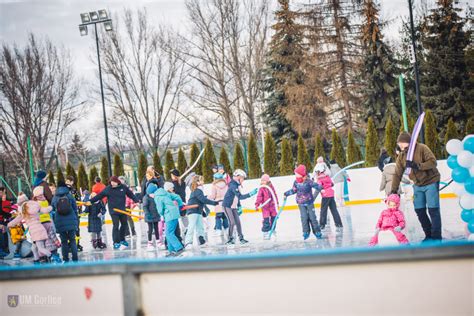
[446,139,463,156]
[460,209,474,223]
[470,166,474,178]
[447,155,460,169]
[468,219,474,234]
[452,181,467,197]
[465,177,474,194]
[452,167,470,183]
[463,135,474,153]
[457,150,474,168]
[460,193,474,210]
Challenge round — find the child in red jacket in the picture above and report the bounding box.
[369,194,409,246]
[255,174,279,240]
[314,163,343,231]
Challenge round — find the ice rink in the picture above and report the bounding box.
[0,196,467,267]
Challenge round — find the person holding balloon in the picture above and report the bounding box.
[391,132,442,241]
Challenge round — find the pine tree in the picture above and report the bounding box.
[347,129,363,166]
[202,139,217,183]
[47,170,55,186]
[233,143,245,171]
[466,117,474,136]
[113,153,125,176]
[280,138,294,175]
[68,133,89,165]
[444,117,460,144]
[384,117,398,159]
[297,134,311,170]
[77,162,89,191]
[425,110,441,158]
[365,117,379,167]
[100,156,109,184]
[247,133,262,179]
[88,166,98,191]
[177,147,188,175]
[360,0,400,138]
[219,146,232,175]
[313,133,325,165]
[65,161,77,189]
[330,129,347,167]
[420,0,472,137]
[164,150,175,181]
[152,151,164,177]
[189,143,202,175]
[264,132,278,176]
[138,152,148,182]
[56,168,65,184]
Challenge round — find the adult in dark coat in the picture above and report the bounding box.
[140,166,164,200]
[377,148,390,172]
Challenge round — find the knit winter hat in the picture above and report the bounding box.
[164,182,174,191]
[109,176,121,184]
[397,132,411,144]
[213,172,224,180]
[95,176,102,183]
[36,170,47,180]
[386,194,400,207]
[146,183,158,195]
[32,186,44,197]
[57,180,67,188]
[170,169,180,177]
[294,164,307,177]
[261,174,270,182]
[17,194,28,207]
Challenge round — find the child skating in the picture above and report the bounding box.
[369,194,409,246]
[255,174,279,240]
[284,165,323,240]
[84,192,107,249]
[208,172,229,237]
[143,183,162,251]
[314,163,344,231]
[8,208,26,260]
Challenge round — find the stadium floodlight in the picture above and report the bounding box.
[80,13,90,24]
[79,25,88,36]
[89,11,99,21]
[104,21,113,32]
[98,9,108,20]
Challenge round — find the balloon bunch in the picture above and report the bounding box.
[446,135,474,237]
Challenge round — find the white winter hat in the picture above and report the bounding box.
[233,169,247,178]
[164,182,174,191]
[314,163,327,173]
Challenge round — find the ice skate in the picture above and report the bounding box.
[147,241,155,252]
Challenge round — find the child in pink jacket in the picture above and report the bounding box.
[369,194,409,246]
[314,163,343,231]
[255,174,279,239]
[209,173,229,236]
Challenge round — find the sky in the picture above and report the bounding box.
[0,0,470,149]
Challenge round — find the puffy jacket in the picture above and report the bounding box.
[285,179,322,205]
[9,224,25,244]
[8,200,51,241]
[208,180,228,213]
[84,199,106,233]
[187,188,218,215]
[143,184,160,222]
[37,199,52,223]
[89,184,138,215]
[380,163,410,196]
[153,188,183,222]
[140,175,164,200]
[92,182,107,204]
[375,208,406,230]
[317,174,334,198]
[51,187,79,233]
[34,181,53,204]
[255,184,279,214]
[222,179,252,209]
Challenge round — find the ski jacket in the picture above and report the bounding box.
[317,174,334,198]
[284,179,322,205]
[187,188,218,215]
[222,179,252,209]
[255,184,279,214]
[8,200,51,241]
[89,184,138,216]
[153,188,183,222]
[209,179,228,213]
[51,187,79,233]
[375,208,406,230]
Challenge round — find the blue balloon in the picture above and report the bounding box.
[463,137,474,153]
[461,209,474,223]
[452,167,470,183]
[465,177,474,194]
[468,219,474,234]
[447,155,460,169]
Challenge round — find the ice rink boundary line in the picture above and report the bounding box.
[78,193,457,226]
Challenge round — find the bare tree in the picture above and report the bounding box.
[100,9,187,153]
[0,34,82,184]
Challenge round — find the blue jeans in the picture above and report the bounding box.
[214,213,229,230]
[413,182,440,209]
[165,219,183,252]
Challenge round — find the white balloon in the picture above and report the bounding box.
[457,150,474,168]
[452,182,467,197]
[470,165,474,177]
[446,139,463,156]
[460,193,474,210]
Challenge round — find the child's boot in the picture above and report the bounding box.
[92,239,98,249]
[303,232,310,240]
[97,238,107,249]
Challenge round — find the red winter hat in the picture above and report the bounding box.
[294,164,307,177]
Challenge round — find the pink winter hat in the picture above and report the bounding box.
[32,186,44,197]
[294,165,307,177]
[386,194,400,207]
[261,174,270,182]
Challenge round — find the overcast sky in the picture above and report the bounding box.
[0,0,469,148]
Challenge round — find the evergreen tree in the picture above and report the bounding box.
[360,0,400,138]
[420,0,472,136]
[164,150,175,181]
[113,153,125,176]
[77,162,89,191]
[347,129,363,166]
[56,168,65,184]
[247,133,262,179]
[65,161,77,190]
[297,134,311,170]
[177,147,188,175]
[313,133,325,165]
[330,129,347,167]
[219,146,232,175]
[384,117,398,159]
[68,133,89,165]
[466,117,474,136]
[425,110,442,158]
[138,152,148,182]
[47,170,55,186]
[152,151,164,176]
[202,139,217,183]
[444,117,459,144]
[233,143,246,171]
[280,138,294,175]
[365,117,379,167]
[189,143,202,175]
[100,156,109,184]
[88,166,98,191]
[264,132,278,176]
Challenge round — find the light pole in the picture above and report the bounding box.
[78,10,113,177]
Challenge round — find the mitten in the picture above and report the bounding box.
[394,226,402,232]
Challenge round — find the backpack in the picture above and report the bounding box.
[56,196,72,216]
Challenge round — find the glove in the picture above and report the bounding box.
[394,226,402,232]
[405,160,419,170]
[249,188,258,197]
[347,178,351,182]
[238,206,243,215]
[284,191,290,197]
